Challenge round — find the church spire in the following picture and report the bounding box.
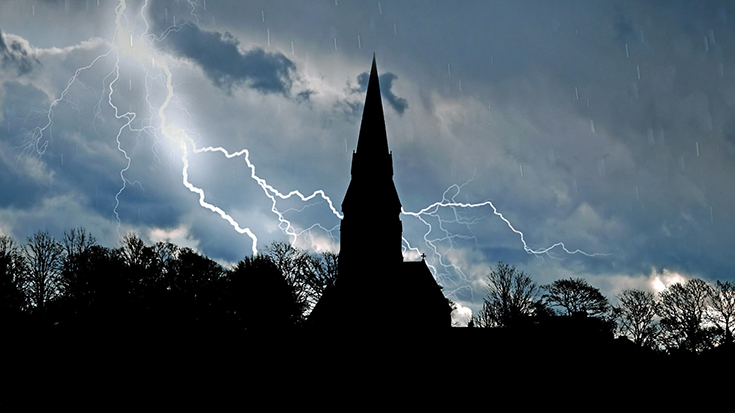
[355,54,389,156]
[343,55,400,209]
[340,55,403,270]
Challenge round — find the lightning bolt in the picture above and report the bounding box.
[401,183,611,296]
[404,183,609,262]
[192,146,342,247]
[22,50,112,162]
[394,173,612,299]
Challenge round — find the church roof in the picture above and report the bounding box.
[401,260,445,294]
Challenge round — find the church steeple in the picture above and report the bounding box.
[355,55,389,156]
[342,55,401,213]
[340,55,403,272]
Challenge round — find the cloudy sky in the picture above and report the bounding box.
[1,0,734,324]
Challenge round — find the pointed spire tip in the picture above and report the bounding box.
[355,53,388,155]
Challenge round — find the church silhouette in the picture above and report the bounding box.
[309,56,452,329]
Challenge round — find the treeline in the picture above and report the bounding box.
[470,262,735,355]
[4,226,733,358]
[0,228,337,332]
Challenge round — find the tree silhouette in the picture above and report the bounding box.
[0,235,27,320]
[472,262,541,328]
[117,233,164,320]
[300,252,338,313]
[542,277,609,317]
[22,230,64,314]
[264,241,338,314]
[707,280,735,345]
[658,278,715,353]
[59,228,99,316]
[61,227,97,269]
[119,232,156,269]
[614,288,660,348]
[58,244,129,327]
[162,246,226,328]
[228,255,305,330]
[264,241,311,308]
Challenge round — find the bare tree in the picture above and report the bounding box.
[22,230,65,312]
[263,241,311,306]
[472,262,541,328]
[263,241,338,314]
[61,227,97,285]
[119,233,154,268]
[707,280,735,345]
[614,288,660,348]
[62,227,97,258]
[301,252,338,310]
[658,278,715,353]
[542,277,609,317]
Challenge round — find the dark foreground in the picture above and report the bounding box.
[4,325,733,409]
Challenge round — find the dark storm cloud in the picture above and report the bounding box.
[356,71,408,115]
[165,27,295,95]
[150,6,296,96]
[296,89,315,103]
[332,99,363,124]
[0,29,39,75]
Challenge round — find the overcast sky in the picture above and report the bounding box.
[1,0,734,324]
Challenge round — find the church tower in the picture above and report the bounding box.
[308,57,452,330]
[339,56,404,278]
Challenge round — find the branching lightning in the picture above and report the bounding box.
[401,182,611,295]
[405,191,610,262]
[192,146,342,247]
[22,50,113,162]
